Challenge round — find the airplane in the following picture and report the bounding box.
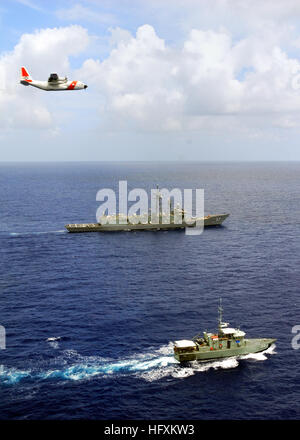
[20,67,88,91]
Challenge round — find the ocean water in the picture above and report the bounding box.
[0,161,299,420]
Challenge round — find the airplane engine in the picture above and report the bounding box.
[48,73,58,82]
[48,73,68,83]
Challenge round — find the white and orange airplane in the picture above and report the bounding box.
[20,67,88,91]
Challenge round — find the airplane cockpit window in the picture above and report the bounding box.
[48,73,58,82]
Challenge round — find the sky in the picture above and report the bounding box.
[1,0,300,161]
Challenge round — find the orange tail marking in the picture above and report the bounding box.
[67,80,77,90]
[21,67,29,77]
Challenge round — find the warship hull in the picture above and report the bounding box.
[65,213,229,233]
[174,338,276,363]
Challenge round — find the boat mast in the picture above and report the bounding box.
[156,184,159,218]
[156,184,162,221]
[218,298,223,332]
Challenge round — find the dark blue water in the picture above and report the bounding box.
[0,162,299,420]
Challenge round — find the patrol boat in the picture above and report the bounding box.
[174,301,276,363]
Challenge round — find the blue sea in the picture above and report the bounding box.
[0,161,299,420]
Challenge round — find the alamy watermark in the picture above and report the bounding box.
[96,181,204,235]
[291,325,300,350]
[0,325,5,349]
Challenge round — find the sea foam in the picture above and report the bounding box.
[0,343,276,385]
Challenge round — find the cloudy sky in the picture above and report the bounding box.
[1,0,300,161]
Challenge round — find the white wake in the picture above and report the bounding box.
[0,343,277,385]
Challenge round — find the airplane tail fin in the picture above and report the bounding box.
[20,66,32,84]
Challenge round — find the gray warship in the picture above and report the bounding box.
[65,212,229,232]
[174,301,276,363]
[66,186,229,232]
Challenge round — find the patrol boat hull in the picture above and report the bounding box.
[65,213,229,233]
[174,338,276,363]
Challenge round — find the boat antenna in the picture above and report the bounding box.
[218,298,223,332]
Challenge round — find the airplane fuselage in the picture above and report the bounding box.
[20,79,87,91]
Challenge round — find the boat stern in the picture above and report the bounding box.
[173,340,198,362]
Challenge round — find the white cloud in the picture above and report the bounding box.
[141,0,300,31]
[0,25,89,130]
[108,27,132,48]
[78,24,300,134]
[56,3,116,25]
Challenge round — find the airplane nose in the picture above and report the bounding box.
[84,84,88,89]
